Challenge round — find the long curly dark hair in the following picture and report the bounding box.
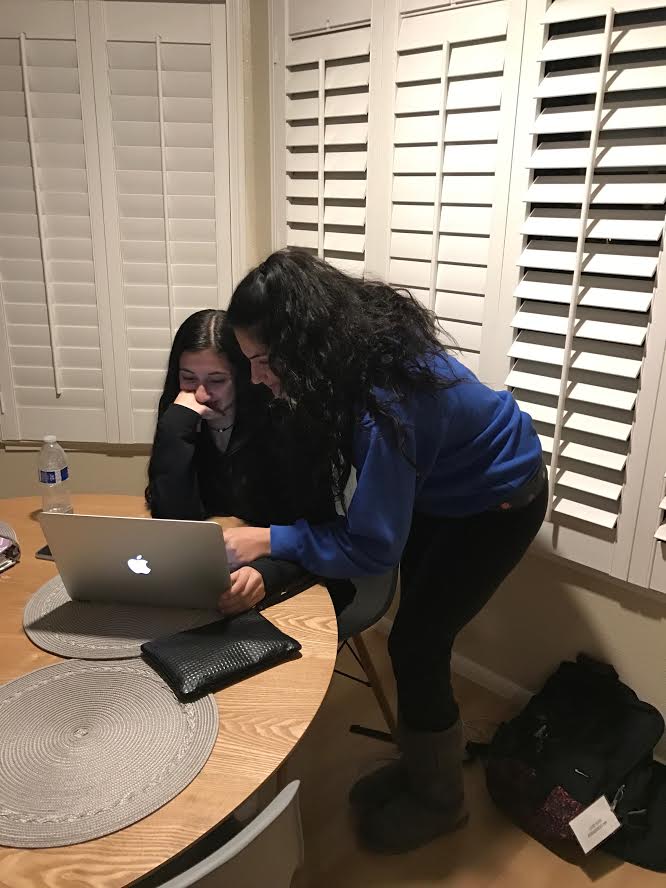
[227,249,457,506]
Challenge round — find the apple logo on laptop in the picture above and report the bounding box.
[127,555,151,575]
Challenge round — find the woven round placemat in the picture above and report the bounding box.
[0,658,219,848]
[23,575,219,659]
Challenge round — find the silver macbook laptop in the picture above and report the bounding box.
[39,512,230,609]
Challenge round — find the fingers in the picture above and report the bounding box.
[218,569,265,616]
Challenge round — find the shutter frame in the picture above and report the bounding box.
[490,0,666,579]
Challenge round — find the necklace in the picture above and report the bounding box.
[211,423,233,434]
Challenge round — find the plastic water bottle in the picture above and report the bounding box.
[39,435,73,514]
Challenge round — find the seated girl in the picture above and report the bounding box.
[146,308,332,616]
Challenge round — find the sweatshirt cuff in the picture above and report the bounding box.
[250,556,306,598]
[270,523,302,562]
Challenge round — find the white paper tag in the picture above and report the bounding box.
[569,796,621,854]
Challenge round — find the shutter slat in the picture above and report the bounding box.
[557,470,623,502]
[286,151,318,173]
[392,204,492,235]
[286,177,318,199]
[325,205,365,226]
[539,434,628,472]
[530,140,666,170]
[553,498,618,529]
[393,145,438,173]
[435,319,482,352]
[392,174,495,205]
[521,208,664,243]
[526,175,666,206]
[392,77,441,108]
[512,306,647,346]
[287,203,318,225]
[533,103,666,135]
[447,76,503,110]
[325,61,370,90]
[396,49,442,84]
[394,110,501,144]
[287,125,319,148]
[516,399,631,441]
[390,231,488,264]
[397,3,508,51]
[325,122,368,145]
[537,62,666,99]
[449,40,506,77]
[394,113,439,145]
[324,230,365,253]
[519,241,658,279]
[509,337,642,379]
[544,0,666,24]
[439,234,489,265]
[507,369,636,410]
[324,179,367,199]
[326,255,365,276]
[286,29,370,66]
[445,110,500,143]
[286,66,318,95]
[287,227,318,249]
[655,525,666,542]
[540,23,666,63]
[324,150,367,172]
[516,271,653,313]
[286,97,318,121]
[395,43,506,86]
[435,291,484,324]
[325,93,368,117]
[443,144,498,174]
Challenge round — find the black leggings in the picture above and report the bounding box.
[388,482,548,732]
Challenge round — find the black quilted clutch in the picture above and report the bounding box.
[141,610,302,700]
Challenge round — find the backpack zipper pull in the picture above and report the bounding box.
[610,784,625,811]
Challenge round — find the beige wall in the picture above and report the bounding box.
[0,446,150,499]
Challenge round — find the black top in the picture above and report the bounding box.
[147,401,334,599]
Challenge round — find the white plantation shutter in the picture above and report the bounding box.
[0,0,116,443]
[90,1,232,443]
[278,8,372,277]
[389,1,517,376]
[498,0,666,576]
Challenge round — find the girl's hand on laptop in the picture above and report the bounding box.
[219,567,265,615]
[174,390,220,419]
[224,526,271,565]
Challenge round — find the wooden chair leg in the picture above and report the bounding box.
[351,633,397,738]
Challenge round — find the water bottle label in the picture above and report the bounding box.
[39,467,69,484]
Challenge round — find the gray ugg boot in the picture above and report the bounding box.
[356,719,468,854]
[349,759,405,818]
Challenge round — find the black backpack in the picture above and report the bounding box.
[483,654,666,871]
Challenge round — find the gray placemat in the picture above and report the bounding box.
[23,575,220,660]
[0,658,219,848]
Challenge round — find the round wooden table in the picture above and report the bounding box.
[0,495,337,888]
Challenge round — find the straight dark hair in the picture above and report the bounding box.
[226,248,455,506]
[146,309,254,507]
[155,309,250,419]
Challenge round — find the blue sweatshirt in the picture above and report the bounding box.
[271,354,542,578]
